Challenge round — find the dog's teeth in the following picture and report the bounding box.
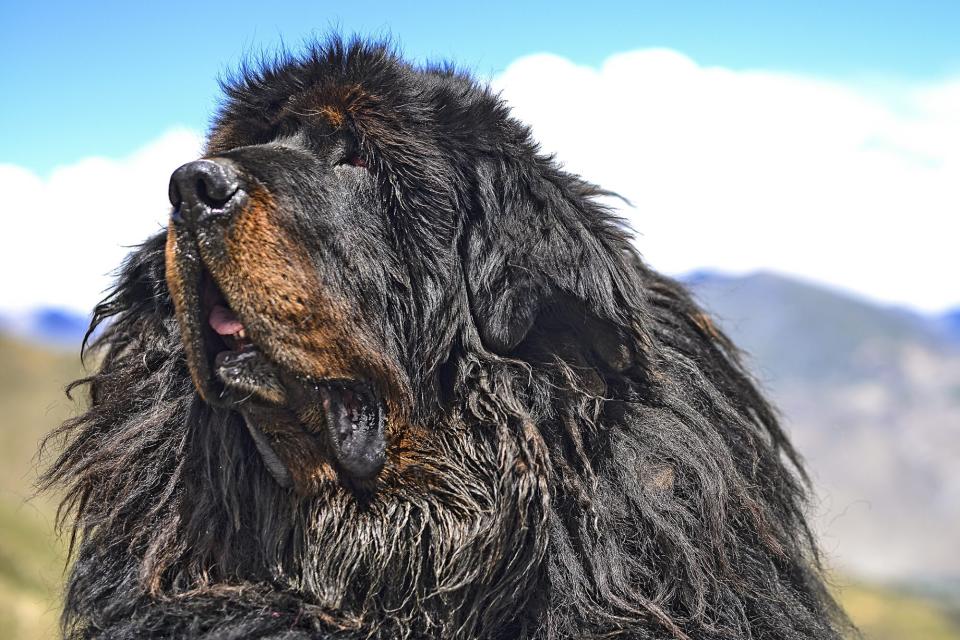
[236,328,246,340]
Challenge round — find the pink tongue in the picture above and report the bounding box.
[209,304,245,336]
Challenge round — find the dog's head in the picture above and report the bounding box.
[165,41,642,496]
[165,119,409,490]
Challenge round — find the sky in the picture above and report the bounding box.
[2,1,959,314]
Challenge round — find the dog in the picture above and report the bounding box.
[43,37,847,639]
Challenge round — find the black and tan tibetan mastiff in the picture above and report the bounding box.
[43,37,847,639]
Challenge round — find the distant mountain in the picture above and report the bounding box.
[0,308,89,348]
[684,270,960,585]
[939,308,960,342]
[683,270,959,388]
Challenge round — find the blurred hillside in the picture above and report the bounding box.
[686,271,960,585]
[2,271,959,638]
[0,335,75,639]
[0,309,88,348]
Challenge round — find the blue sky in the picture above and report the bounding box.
[4,1,960,174]
[2,2,959,314]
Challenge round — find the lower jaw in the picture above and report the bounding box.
[207,348,388,487]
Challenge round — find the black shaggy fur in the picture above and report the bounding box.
[42,37,848,639]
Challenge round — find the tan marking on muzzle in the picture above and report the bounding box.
[165,225,210,400]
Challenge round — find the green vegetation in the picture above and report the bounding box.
[0,335,77,639]
[0,332,957,639]
[839,581,960,640]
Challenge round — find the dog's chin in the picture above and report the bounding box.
[212,348,389,486]
[173,264,388,490]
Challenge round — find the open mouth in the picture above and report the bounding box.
[199,270,288,406]
[177,262,388,483]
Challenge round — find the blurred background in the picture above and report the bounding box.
[1,2,957,638]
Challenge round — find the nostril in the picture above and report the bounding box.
[196,178,210,205]
[195,172,237,208]
[168,179,182,208]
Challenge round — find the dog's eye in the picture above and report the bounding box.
[339,155,368,169]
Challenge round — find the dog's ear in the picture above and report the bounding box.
[463,158,644,371]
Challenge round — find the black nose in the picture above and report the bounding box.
[169,159,241,226]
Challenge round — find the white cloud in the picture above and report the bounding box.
[3,52,959,315]
[493,50,960,312]
[2,128,203,313]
